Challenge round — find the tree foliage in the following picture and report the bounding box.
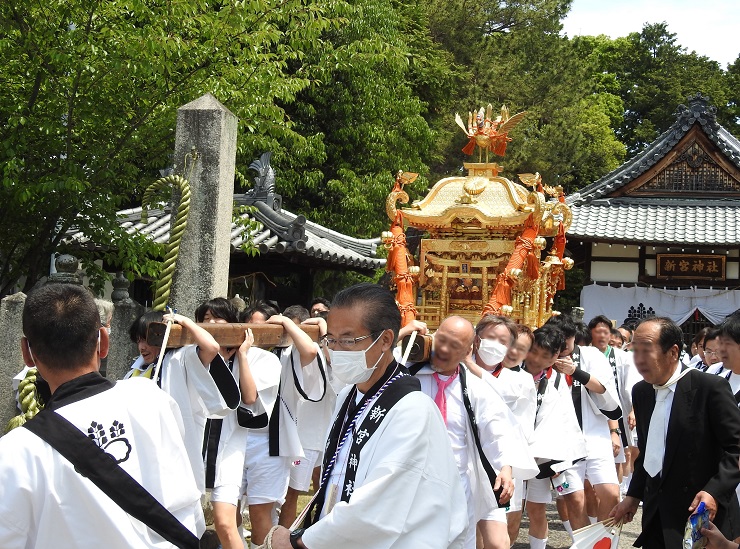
[0,0,344,295]
[573,23,733,154]
[1,1,738,297]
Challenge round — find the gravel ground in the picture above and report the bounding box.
[512,503,642,548]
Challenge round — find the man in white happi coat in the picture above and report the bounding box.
[244,304,327,546]
[588,315,642,499]
[0,283,204,548]
[547,314,623,522]
[268,283,468,549]
[464,317,537,543]
[126,309,240,494]
[522,326,588,549]
[280,315,344,529]
[412,316,539,549]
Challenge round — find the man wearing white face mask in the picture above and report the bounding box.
[410,316,538,549]
[266,283,468,549]
[465,316,537,541]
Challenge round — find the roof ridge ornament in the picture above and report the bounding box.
[675,93,717,127]
[241,152,283,212]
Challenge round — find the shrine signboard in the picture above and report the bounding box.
[656,254,725,280]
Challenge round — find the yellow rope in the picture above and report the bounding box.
[141,174,192,311]
[5,368,44,433]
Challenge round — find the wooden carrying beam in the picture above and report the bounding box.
[146,322,321,349]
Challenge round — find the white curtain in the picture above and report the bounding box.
[579,284,740,326]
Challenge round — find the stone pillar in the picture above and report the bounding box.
[0,293,26,431]
[108,273,145,380]
[169,93,237,318]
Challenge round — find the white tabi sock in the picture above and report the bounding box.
[529,535,547,549]
[588,515,597,524]
[562,519,573,539]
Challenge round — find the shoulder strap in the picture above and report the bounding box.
[24,411,200,549]
[339,374,420,503]
[459,366,502,505]
[290,349,327,402]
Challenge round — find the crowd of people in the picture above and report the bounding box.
[2,282,740,549]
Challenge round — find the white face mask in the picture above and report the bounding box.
[329,332,384,385]
[477,338,507,367]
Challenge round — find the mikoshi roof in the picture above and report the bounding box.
[566,94,740,246]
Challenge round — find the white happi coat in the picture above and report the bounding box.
[274,344,326,460]
[126,345,239,492]
[575,346,622,460]
[212,347,283,492]
[301,389,468,549]
[478,364,537,443]
[415,364,539,520]
[610,347,641,418]
[0,375,203,549]
[528,368,588,471]
[296,365,346,454]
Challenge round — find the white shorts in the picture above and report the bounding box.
[573,455,619,486]
[241,433,291,505]
[289,448,322,492]
[505,478,524,513]
[526,467,583,504]
[481,506,508,523]
[212,484,241,505]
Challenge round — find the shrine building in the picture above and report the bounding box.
[566,94,740,340]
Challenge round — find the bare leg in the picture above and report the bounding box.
[562,489,589,530]
[479,519,509,549]
[593,483,620,521]
[213,501,245,549]
[584,480,598,518]
[279,487,300,528]
[506,511,522,546]
[311,466,320,492]
[555,496,568,522]
[248,502,275,545]
[526,501,548,540]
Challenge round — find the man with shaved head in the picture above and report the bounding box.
[409,316,538,549]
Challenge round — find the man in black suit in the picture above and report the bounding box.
[611,317,740,547]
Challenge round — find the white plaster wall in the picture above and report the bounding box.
[590,261,639,283]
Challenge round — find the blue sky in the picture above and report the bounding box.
[561,0,738,68]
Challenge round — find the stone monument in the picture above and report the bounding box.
[168,93,238,318]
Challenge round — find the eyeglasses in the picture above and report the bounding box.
[320,332,380,350]
[704,349,719,357]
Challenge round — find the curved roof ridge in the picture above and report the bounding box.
[568,94,740,206]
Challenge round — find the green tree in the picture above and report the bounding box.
[272,0,459,238]
[425,1,625,191]
[576,23,732,153]
[0,0,343,295]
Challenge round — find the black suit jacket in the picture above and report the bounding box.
[628,368,740,547]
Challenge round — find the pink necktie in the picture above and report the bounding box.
[433,368,459,424]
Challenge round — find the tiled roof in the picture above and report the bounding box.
[568,198,740,245]
[568,94,740,206]
[82,200,386,271]
[566,95,740,245]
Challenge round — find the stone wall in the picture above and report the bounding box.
[0,293,26,430]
